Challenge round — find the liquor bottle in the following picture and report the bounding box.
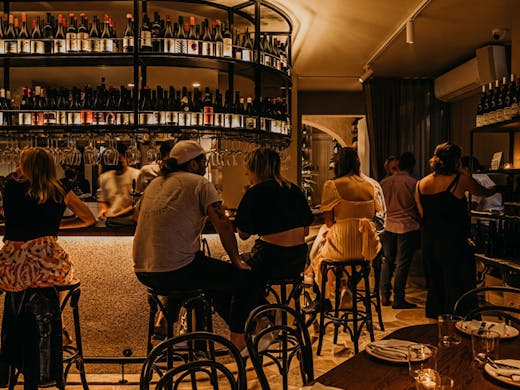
[201,20,213,56]
[42,13,54,54]
[122,14,134,53]
[214,89,223,127]
[0,16,5,54]
[223,90,233,127]
[279,40,288,72]
[105,87,118,124]
[93,78,107,124]
[175,16,187,54]
[151,12,162,52]
[166,86,177,124]
[140,13,152,51]
[54,15,67,53]
[139,86,152,124]
[44,88,57,125]
[18,13,31,54]
[244,96,256,129]
[233,29,242,60]
[78,13,90,52]
[505,73,518,119]
[56,87,67,125]
[178,86,189,126]
[109,17,119,52]
[483,82,494,125]
[271,37,281,70]
[163,15,174,54]
[191,87,202,125]
[232,91,243,128]
[81,86,94,125]
[202,87,214,126]
[31,16,45,54]
[476,84,485,127]
[222,23,232,58]
[187,16,199,55]
[242,29,253,62]
[214,20,223,57]
[66,14,78,52]
[90,15,101,52]
[101,15,113,52]
[262,34,271,66]
[5,15,19,54]
[19,87,29,125]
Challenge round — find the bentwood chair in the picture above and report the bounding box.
[140,332,246,390]
[245,304,314,390]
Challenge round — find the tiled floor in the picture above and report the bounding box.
[53,284,434,390]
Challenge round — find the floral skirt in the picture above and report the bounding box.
[0,236,73,292]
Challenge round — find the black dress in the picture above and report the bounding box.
[418,173,475,318]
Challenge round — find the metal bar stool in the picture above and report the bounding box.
[368,253,385,331]
[316,259,375,355]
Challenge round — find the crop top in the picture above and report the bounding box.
[3,178,70,242]
[234,179,314,236]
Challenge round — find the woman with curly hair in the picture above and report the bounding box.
[415,142,497,318]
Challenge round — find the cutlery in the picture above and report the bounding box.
[486,357,520,370]
[477,321,487,335]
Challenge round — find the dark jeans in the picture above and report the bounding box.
[380,230,420,302]
[136,252,262,333]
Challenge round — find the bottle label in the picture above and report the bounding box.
[141,31,152,49]
[168,111,178,125]
[5,41,18,54]
[66,33,77,52]
[20,40,31,54]
[0,43,4,54]
[245,116,256,129]
[95,111,105,125]
[235,49,242,60]
[73,112,82,125]
[192,112,202,126]
[242,49,252,62]
[31,40,45,54]
[44,111,57,125]
[215,42,223,57]
[159,111,168,125]
[201,41,212,56]
[54,39,67,53]
[101,38,114,52]
[121,112,130,125]
[177,111,186,126]
[223,38,232,57]
[139,112,147,125]
[173,38,182,54]
[80,34,91,52]
[67,112,74,124]
[92,38,102,53]
[187,39,199,55]
[214,113,223,127]
[264,53,271,67]
[123,37,134,52]
[231,114,242,128]
[224,113,232,128]
[203,106,214,126]
[164,38,174,53]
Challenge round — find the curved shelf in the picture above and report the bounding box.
[0,53,134,67]
[472,117,520,133]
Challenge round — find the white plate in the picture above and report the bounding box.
[455,320,519,339]
[484,361,520,388]
[365,339,417,363]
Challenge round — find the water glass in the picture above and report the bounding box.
[471,329,500,364]
[415,368,441,390]
[438,375,454,389]
[408,343,438,379]
[438,314,463,347]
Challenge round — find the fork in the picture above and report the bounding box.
[477,321,487,335]
[486,356,520,370]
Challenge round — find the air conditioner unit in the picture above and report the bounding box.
[434,45,507,102]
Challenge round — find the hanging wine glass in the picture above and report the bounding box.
[145,135,160,163]
[102,137,119,166]
[125,137,141,166]
[64,138,82,166]
[83,136,100,165]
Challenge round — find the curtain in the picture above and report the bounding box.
[363,78,450,180]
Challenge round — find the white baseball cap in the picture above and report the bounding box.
[169,140,209,165]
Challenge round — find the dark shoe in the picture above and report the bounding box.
[392,300,417,309]
[381,296,391,306]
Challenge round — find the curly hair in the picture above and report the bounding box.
[429,142,462,175]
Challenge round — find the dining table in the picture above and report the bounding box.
[314,323,520,389]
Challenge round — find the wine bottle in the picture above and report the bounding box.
[201,20,213,56]
[214,89,223,127]
[214,20,223,57]
[166,86,177,124]
[192,87,202,125]
[510,75,519,118]
[244,96,256,129]
[0,16,5,54]
[19,87,29,125]
[5,15,18,54]
[476,85,485,127]
[78,13,90,52]
[232,91,243,128]
[202,87,214,126]
[175,16,187,54]
[18,13,31,54]
[122,13,134,53]
[187,16,199,55]
[101,15,114,52]
[140,13,152,51]
[56,87,67,125]
[81,86,93,125]
[44,88,57,125]
[242,29,253,62]
[151,12,162,52]
[66,13,78,52]
[178,86,189,126]
[54,15,67,53]
[163,15,174,54]
[222,23,232,58]
[223,90,232,128]
[31,16,45,54]
[90,15,101,53]
[234,29,242,60]
[42,13,54,54]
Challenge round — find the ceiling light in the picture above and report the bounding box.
[192,82,201,87]
[406,20,415,44]
[358,68,374,83]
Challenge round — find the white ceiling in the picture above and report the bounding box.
[272,0,517,91]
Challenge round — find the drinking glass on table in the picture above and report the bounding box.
[438,314,463,347]
[471,329,500,365]
[415,368,441,390]
[408,343,438,379]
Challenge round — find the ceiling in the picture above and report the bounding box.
[270,0,517,91]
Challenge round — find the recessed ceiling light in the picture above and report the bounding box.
[192,82,201,87]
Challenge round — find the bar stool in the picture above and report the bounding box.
[316,259,375,355]
[146,288,213,354]
[368,254,385,331]
[265,277,303,309]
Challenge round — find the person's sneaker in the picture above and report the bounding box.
[392,300,417,309]
[381,296,391,306]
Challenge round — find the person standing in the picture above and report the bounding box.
[380,152,421,309]
[415,142,497,318]
[133,140,257,351]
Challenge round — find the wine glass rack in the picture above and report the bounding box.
[0,0,293,144]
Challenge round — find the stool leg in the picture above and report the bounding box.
[316,263,328,356]
[147,295,158,354]
[363,265,375,342]
[70,289,89,390]
[333,269,341,345]
[349,267,359,354]
[372,257,385,331]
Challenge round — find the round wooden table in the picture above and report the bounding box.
[314,323,520,389]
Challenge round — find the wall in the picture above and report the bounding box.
[298,91,364,116]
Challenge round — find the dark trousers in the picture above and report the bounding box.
[136,252,262,333]
[380,230,420,302]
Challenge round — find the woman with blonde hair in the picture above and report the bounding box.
[0,147,95,291]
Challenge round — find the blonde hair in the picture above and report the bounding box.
[17,147,65,204]
[246,147,289,188]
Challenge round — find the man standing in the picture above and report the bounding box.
[380,152,421,309]
[133,140,255,351]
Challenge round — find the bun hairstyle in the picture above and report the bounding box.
[429,142,462,175]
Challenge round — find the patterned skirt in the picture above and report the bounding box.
[0,236,73,292]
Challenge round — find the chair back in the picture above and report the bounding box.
[245,303,313,390]
[140,331,246,390]
[453,285,520,326]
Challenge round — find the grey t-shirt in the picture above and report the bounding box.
[132,171,222,273]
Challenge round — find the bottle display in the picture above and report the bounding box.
[476,74,520,127]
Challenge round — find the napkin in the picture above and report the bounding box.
[301,383,344,390]
[464,320,508,337]
[366,339,413,359]
[492,359,520,381]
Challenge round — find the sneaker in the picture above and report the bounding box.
[392,300,417,309]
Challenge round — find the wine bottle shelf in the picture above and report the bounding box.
[472,116,520,133]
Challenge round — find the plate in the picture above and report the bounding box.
[455,320,519,339]
[484,361,520,388]
[365,339,417,363]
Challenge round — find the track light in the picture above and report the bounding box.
[358,67,374,83]
[406,20,415,44]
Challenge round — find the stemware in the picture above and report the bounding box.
[83,136,100,165]
[102,137,119,166]
[145,136,160,163]
[125,137,142,166]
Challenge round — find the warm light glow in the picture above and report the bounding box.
[406,20,415,44]
[503,162,513,169]
[192,82,201,87]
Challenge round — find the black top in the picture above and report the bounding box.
[3,178,70,241]
[234,179,314,235]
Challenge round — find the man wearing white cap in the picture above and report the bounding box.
[132,140,255,350]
